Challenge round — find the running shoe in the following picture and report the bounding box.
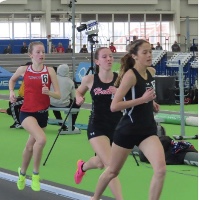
[74,160,85,184]
[10,123,22,129]
[31,174,40,191]
[17,167,26,190]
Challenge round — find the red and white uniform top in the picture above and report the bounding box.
[20,65,51,112]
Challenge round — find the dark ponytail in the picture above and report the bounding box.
[114,54,134,87]
[115,39,150,87]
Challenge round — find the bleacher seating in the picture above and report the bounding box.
[166,52,193,67]
[152,50,167,66]
[152,50,167,75]
[0,38,69,54]
[0,52,125,75]
[190,57,198,68]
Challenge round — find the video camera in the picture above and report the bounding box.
[77,20,99,43]
[77,20,98,34]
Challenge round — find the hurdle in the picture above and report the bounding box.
[48,107,81,135]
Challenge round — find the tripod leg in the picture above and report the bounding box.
[43,100,75,166]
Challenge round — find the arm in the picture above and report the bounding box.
[111,69,156,112]
[76,75,93,106]
[45,67,61,99]
[70,83,75,100]
[147,67,160,112]
[9,66,26,103]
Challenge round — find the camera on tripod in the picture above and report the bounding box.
[77,20,99,43]
[77,20,99,74]
[88,34,98,44]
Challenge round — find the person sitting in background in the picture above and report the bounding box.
[190,44,198,52]
[3,44,12,54]
[20,42,28,54]
[51,44,57,53]
[155,42,163,50]
[56,42,65,53]
[79,44,88,53]
[171,41,181,52]
[50,64,80,131]
[65,44,73,53]
[151,44,155,50]
[7,62,32,128]
[109,42,117,53]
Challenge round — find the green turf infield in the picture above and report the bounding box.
[0,92,198,200]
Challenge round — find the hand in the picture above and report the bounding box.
[42,84,49,95]
[153,101,160,113]
[9,90,17,103]
[76,96,85,106]
[109,86,117,95]
[142,88,156,103]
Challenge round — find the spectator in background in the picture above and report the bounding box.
[3,44,12,54]
[65,44,73,53]
[126,41,133,52]
[171,41,181,52]
[155,42,163,50]
[56,42,65,53]
[20,42,28,54]
[190,44,198,52]
[51,44,57,53]
[151,44,155,50]
[109,42,117,53]
[50,64,80,131]
[79,44,88,53]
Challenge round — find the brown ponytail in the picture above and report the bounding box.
[114,54,134,87]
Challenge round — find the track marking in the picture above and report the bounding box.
[0,171,92,200]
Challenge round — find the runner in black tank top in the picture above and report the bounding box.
[88,72,122,140]
[91,40,166,200]
[74,47,124,200]
[116,68,156,134]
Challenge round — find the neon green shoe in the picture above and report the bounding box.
[31,174,40,192]
[17,167,26,190]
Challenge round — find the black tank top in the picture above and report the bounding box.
[121,68,156,129]
[89,72,122,131]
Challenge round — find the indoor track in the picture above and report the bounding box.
[0,169,113,200]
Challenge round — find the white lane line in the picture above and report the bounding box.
[0,171,91,200]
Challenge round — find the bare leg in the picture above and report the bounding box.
[21,117,46,174]
[82,156,104,171]
[92,142,131,200]
[139,136,166,200]
[20,135,35,174]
